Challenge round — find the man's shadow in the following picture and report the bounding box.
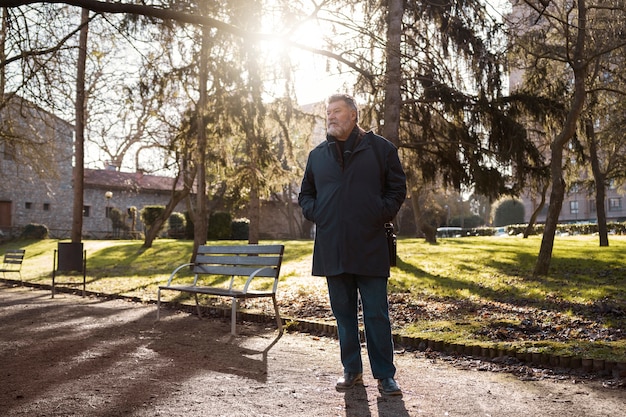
[343,385,411,417]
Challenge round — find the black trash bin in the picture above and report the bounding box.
[52,242,86,298]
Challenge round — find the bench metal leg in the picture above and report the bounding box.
[81,259,86,297]
[272,295,283,335]
[156,289,161,320]
[231,297,237,335]
[51,271,56,299]
[194,293,202,318]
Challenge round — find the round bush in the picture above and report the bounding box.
[140,206,166,228]
[21,223,49,239]
[492,198,525,227]
[168,212,186,239]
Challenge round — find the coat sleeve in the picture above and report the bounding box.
[381,144,407,222]
[298,155,317,222]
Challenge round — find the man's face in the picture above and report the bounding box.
[326,100,356,141]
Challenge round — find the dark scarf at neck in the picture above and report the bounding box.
[329,126,364,167]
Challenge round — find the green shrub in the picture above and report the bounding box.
[168,212,186,239]
[140,206,165,229]
[20,223,49,239]
[109,208,130,238]
[208,212,232,239]
[184,212,194,239]
[128,206,138,231]
[231,218,249,240]
[450,214,485,228]
[492,198,525,227]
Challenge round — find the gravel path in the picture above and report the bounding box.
[1,285,624,417]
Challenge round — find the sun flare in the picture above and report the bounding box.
[261,15,352,105]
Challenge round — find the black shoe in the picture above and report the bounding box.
[377,377,402,396]
[335,372,363,390]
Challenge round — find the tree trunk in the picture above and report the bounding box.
[412,195,436,243]
[1,8,6,99]
[534,154,564,276]
[248,183,260,244]
[407,178,436,244]
[523,182,549,238]
[534,0,588,276]
[71,8,89,244]
[382,0,403,147]
[191,23,210,262]
[143,184,193,248]
[586,118,609,246]
[285,184,295,238]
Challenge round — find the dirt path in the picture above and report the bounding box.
[1,285,624,417]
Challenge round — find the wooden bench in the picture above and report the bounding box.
[0,249,26,283]
[157,244,284,336]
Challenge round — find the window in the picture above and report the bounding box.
[569,200,579,214]
[83,206,91,217]
[589,200,596,213]
[43,203,50,211]
[105,206,113,218]
[609,198,622,212]
[25,202,32,209]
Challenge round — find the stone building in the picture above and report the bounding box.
[0,98,183,237]
[82,168,187,238]
[0,96,75,236]
[0,96,306,239]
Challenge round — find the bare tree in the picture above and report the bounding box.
[71,7,88,243]
[509,0,626,274]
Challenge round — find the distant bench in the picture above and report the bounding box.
[156,244,284,335]
[0,249,26,283]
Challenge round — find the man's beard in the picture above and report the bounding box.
[328,124,347,138]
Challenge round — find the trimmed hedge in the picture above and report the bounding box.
[231,218,250,240]
[473,221,626,237]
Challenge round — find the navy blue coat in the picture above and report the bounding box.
[298,130,407,277]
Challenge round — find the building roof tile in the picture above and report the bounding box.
[84,169,182,193]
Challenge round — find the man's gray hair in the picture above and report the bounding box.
[328,93,359,122]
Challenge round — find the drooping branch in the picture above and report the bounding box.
[0,13,92,68]
[3,0,375,80]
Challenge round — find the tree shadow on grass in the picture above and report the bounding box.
[392,255,625,332]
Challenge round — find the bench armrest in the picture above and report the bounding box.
[242,267,278,294]
[165,263,195,286]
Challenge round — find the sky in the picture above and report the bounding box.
[259,9,356,106]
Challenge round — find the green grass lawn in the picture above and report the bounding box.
[2,235,625,362]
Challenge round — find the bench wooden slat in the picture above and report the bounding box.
[159,285,274,298]
[4,254,25,263]
[197,245,284,255]
[193,264,278,277]
[0,250,26,280]
[194,254,282,267]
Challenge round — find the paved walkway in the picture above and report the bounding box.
[0,285,624,417]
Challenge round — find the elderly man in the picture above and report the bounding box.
[298,93,407,396]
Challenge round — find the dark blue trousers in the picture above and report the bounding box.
[326,274,396,379]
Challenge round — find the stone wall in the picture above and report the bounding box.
[0,99,75,236]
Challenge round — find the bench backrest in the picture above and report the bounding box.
[193,244,284,279]
[3,249,25,270]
